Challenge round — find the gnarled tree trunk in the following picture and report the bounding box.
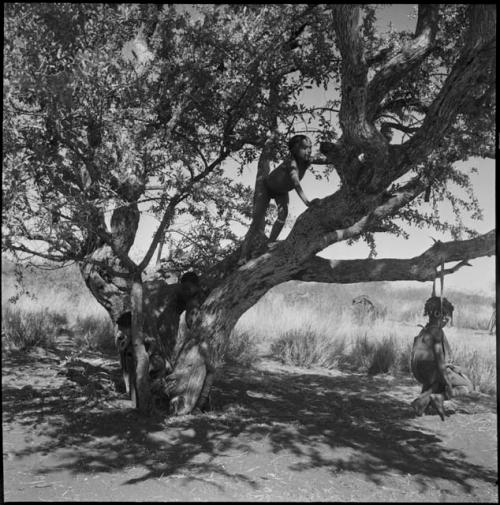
[79,4,496,416]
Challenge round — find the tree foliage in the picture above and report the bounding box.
[3,4,495,414]
[4,4,494,272]
[3,4,338,271]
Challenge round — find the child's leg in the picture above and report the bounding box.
[269,193,289,241]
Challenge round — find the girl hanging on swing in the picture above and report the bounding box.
[410,264,473,421]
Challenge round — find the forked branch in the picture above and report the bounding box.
[366,4,440,119]
[394,4,496,178]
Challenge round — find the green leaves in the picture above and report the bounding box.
[3,4,493,269]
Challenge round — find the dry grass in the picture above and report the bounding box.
[222,329,260,368]
[71,314,116,353]
[264,311,496,396]
[270,327,346,369]
[235,282,495,395]
[1,259,108,324]
[2,259,496,392]
[2,305,66,351]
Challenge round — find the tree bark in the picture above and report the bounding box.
[292,230,495,284]
[393,4,496,178]
[130,277,151,413]
[191,231,495,351]
[76,4,496,417]
[366,5,440,119]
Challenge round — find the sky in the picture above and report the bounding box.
[127,5,496,295]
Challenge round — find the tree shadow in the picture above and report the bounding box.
[3,355,497,495]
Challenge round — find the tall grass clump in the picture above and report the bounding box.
[368,337,399,375]
[222,329,259,368]
[452,346,497,395]
[392,341,413,375]
[72,314,115,353]
[270,327,346,369]
[2,305,66,350]
[336,333,400,375]
[338,333,376,372]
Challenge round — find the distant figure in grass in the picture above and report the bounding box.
[410,296,473,421]
[241,135,326,261]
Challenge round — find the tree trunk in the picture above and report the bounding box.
[79,201,156,412]
[130,277,151,413]
[161,249,300,410]
[176,228,496,412]
[195,250,303,361]
[79,226,495,415]
[79,243,211,415]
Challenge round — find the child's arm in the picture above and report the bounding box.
[432,329,453,398]
[289,161,311,206]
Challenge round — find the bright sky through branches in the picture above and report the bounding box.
[128,4,495,295]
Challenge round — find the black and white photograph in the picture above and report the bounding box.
[2,3,496,502]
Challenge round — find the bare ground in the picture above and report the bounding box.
[2,335,498,502]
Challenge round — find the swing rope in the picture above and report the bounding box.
[440,259,445,316]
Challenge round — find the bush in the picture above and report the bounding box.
[223,329,259,367]
[274,331,404,377]
[2,305,64,350]
[338,333,375,372]
[453,347,496,396]
[72,314,115,353]
[392,341,413,375]
[271,328,346,369]
[368,337,398,375]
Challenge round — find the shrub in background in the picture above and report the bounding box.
[223,329,259,368]
[453,346,496,396]
[338,333,376,372]
[367,337,398,375]
[2,306,65,350]
[271,327,346,369]
[72,314,115,353]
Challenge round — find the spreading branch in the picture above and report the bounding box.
[332,6,373,147]
[292,230,495,284]
[137,153,228,272]
[331,5,390,189]
[395,4,496,177]
[286,177,426,261]
[366,4,440,120]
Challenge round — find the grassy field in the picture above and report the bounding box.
[2,258,496,395]
[233,281,496,395]
[2,259,112,353]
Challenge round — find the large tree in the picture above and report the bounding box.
[3,4,495,414]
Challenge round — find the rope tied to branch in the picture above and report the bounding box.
[440,258,445,317]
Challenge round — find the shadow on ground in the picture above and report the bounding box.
[2,349,497,496]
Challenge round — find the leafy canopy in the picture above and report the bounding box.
[3,4,493,271]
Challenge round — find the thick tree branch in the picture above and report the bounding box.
[380,121,420,136]
[366,5,440,120]
[395,4,496,178]
[319,141,346,167]
[332,6,371,146]
[239,79,281,259]
[376,97,429,119]
[331,5,389,188]
[365,42,395,67]
[286,177,426,261]
[292,230,495,284]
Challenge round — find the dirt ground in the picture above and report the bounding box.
[2,335,498,502]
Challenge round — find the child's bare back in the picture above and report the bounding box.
[265,157,309,195]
